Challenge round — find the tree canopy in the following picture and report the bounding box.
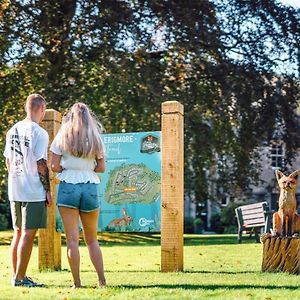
[0,1,300,225]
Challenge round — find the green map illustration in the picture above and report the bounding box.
[104,163,161,205]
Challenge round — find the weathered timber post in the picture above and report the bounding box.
[261,235,300,274]
[38,109,62,271]
[161,101,184,272]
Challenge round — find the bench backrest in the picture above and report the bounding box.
[235,202,268,228]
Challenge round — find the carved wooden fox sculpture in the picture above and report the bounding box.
[273,169,300,237]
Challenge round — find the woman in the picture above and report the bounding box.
[50,103,106,288]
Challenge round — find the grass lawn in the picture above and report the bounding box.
[0,232,299,299]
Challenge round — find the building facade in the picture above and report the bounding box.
[202,142,300,230]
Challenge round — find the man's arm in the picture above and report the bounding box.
[37,159,50,192]
[5,158,10,172]
[37,158,52,206]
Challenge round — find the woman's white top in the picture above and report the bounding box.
[50,132,104,184]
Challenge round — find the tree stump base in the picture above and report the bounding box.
[261,234,300,274]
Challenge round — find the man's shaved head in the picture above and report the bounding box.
[26,94,46,112]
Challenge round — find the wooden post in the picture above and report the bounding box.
[38,109,62,271]
[161,101,184,272]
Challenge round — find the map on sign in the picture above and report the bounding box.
[105,163,160,205]
[98,131,161,232]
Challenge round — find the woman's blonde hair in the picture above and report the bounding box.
[58,102,105,159]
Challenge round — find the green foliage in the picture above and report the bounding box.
[0,214,8,231]
[210,213,223,234]
[184,217,195,234]
[0,0,299,226]
[193,217,204,234]
[220,202,245,234]
[184,217,204,234]
[211,201,246,234]
[193,218,204,227]
[0,192,10,230]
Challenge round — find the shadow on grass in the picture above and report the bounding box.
[97,233,254,247]
[43,282,299,291]
[99,270,258,275]
[185,235,238,246]
[115,283,299,290]
[183,270,258,274]
[0,231,258,247]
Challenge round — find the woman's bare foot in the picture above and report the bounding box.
[98,278,106,288]
[72,282,82,289]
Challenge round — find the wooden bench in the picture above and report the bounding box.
[235,202,272,243]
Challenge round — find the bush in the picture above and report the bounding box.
[184,217,194,233]
[220,201,245,234]
[210,201,245,234]
[193,218,204,234]
[0,199,11,231]
[223,225,238,234]
[193,218,203,226]
[0,214,8,231]
[210,213,224,233]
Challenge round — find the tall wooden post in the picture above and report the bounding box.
[161,101,184,272]
[38,109,62,271]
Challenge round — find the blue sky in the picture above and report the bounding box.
[280,0,300,7]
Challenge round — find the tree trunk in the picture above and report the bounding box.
[261,234,300,274]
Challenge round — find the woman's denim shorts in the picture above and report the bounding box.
[57,181,100,212]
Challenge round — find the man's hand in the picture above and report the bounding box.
[46,191,52,207]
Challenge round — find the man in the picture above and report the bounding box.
[4,94,52,287]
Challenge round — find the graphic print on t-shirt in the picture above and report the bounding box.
[10,128,30,177]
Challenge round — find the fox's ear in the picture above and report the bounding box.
[122,208,127,216]
[275,169,285,181]
[289,170,300,180]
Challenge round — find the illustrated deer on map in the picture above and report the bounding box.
[108,208,133,228]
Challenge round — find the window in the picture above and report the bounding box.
[270,143,285,169]
[221,195,234,207]
[221,196,228,207]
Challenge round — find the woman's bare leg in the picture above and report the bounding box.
[59,207,81,287]
[80,209,106,286]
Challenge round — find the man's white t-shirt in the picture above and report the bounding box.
[4,120,49,202]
